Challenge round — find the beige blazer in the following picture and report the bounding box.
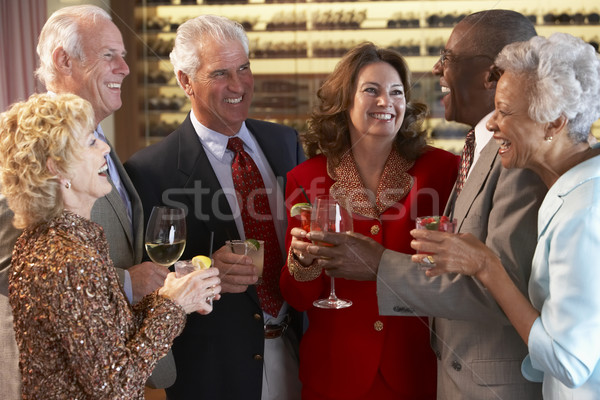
[91,142,144,271]
[0,140,174,398]
[377,139,546,399]
[0,200,21,400]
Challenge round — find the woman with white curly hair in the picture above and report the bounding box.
[411,32,600,399]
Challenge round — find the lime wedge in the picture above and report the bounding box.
[245,238,260,251]
[290,202,312,217]
[191,255,211,269]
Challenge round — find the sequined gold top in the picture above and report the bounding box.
[9,211,186,399]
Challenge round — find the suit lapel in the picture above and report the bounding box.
[450,140,500,230]
[110,148,144,265]
[176,117,237,237]
[104,144,137,258]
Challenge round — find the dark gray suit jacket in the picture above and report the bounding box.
[377,139,547,399]
[125,115,305,400]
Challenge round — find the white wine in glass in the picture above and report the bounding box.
[311,195,353,309]
[145,206,187,267]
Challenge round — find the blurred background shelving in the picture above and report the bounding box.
[110,0,600,159]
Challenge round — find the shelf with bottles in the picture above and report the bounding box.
[139,73,324,140]
[137,66,463,142]
[140,72,321,100]
[136,0,600,34]
[140,32,441,61]
[138,6,461,37]
[137,23,598,74]
[139,34,444,76]
[133,0,599,151]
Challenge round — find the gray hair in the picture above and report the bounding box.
[35,5,112,87]
[170,15,249,89]
[496,33,600,142]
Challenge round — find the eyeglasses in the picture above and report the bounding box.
[438,49,494,68]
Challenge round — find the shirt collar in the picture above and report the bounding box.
[473,111,494,153]
[189,112,254,161]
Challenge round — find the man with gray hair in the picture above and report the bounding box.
[0,5,173,397]
[126,14,304,400]
[305,10,547,399]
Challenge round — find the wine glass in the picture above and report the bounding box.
[311,195,353,309]
[145,206,187,267]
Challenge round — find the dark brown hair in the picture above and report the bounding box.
[303,42,428,166]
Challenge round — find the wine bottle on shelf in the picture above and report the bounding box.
[543,11,556,25]
[557,12,571,25]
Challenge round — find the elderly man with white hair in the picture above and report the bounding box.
[126,14,305,400]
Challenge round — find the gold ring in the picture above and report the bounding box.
[423,255,435,265]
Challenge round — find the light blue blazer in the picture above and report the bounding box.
[524,154,600,399]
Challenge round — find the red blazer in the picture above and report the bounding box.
[281,147,458,399]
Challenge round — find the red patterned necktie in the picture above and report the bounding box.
[227,137,283,316]
[455,129,476,196]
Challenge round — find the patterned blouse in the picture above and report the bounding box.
[9,211,186,399]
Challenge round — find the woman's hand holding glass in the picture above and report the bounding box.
[290,227,318,266]
[309,195,354,309]
[159,268,221,315]
[410,229,499,279]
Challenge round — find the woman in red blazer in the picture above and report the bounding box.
[281,42,459,399]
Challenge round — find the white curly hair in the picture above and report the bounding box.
[495,32,600,142]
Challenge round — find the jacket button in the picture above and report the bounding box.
[253,313,262,321]
[370,225,380,235]
[374,320,384,331]
[253,354,263,361]
[451,360,462,371]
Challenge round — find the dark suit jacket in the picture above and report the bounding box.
[125,115,305,400]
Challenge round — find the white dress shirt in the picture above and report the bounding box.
[189,113,301,400]
[467,111,494,180]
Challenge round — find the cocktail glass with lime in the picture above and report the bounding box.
[227,239,264,284]
[174,255,214,304]
[290,202,312,232]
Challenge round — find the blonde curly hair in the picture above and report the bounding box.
[0,93,94,229]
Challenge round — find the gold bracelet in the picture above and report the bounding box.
[287,246,323,282]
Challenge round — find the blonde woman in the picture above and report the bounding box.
[0,93,221,399]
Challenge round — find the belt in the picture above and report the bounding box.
[264,315,290,339]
